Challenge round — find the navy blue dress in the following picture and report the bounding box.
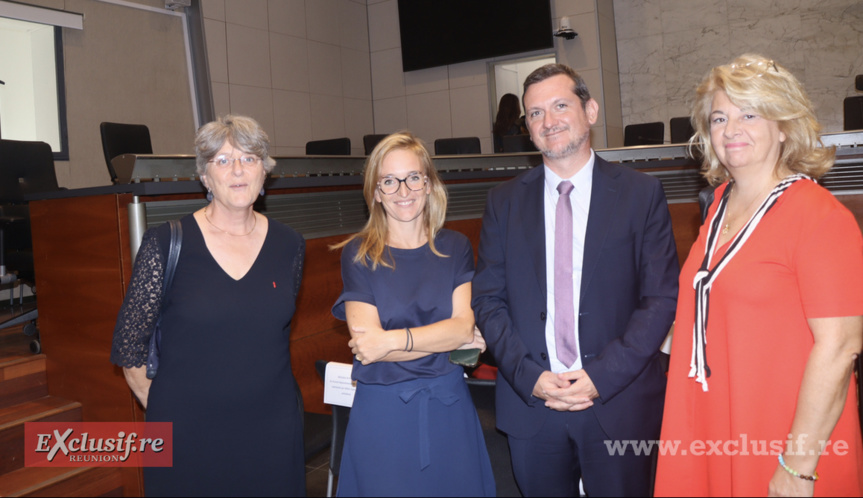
[332,229,495,497]
[112,215,306,497]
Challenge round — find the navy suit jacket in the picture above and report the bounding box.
[472,156,679,441]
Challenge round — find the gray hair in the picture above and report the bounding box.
[194,115,276,176]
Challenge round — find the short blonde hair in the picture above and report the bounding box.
[690,53,834,185]
[194,115,276,177]
[332,131,448,269]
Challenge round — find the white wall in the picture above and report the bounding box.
[0,25,38,140]
[0,20,62,151]
[493,66,519,105]
[13,0,197,189]
[202,0,373,156]
[12,0,861,188]
[29,24,59,150]
[368,0,620,153]
[614,0,863,140]
[493,57,554,118]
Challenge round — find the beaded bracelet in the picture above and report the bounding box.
[778,454,819,482]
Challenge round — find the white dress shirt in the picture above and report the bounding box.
[543,151,595,373]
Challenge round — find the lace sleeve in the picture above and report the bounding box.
[110,228,166,368]
[293,235,305,298]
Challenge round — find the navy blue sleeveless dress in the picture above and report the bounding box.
[332,229,495,497]
[112,215,306,497]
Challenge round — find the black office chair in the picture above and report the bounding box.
[306,138,351,156]
[100,122,153,184]
[501,134,538,153]
[624,122,665,146]
[0,139,60,282]
[844,96,863,131]
[698,185,717,223]
[315,360,351,497]
[670,117,695,144]
[434,137,481,155]
[0,139,62,352]
[362,134,388,155]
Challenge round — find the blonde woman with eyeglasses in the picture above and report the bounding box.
[655,55,863,497]
[111,115,306,496]
[330,131,495,496]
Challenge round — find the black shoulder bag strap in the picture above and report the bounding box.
[146,219,183,379]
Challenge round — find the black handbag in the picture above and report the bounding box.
[146,219,182,379]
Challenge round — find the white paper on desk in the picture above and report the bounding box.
[323,361,356,407]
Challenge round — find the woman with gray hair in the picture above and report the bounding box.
[111,115,306,496]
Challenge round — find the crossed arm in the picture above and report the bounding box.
[346,282,485,364]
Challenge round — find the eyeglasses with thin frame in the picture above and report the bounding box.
[377,173,428,195]
[207,155,261,167]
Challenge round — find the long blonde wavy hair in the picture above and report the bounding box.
[331,131,448,269]
[689,53,835,185]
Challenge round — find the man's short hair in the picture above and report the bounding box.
[522,63,591,110]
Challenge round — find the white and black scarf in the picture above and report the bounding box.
[690,173,811,391]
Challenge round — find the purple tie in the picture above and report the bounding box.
[555,180,577,368]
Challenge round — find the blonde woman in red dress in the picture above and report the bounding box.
[655,54,863,497]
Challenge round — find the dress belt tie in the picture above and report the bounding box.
[398,384,460,470]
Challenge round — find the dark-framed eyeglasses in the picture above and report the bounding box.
[207,155,261,167]
[377,174,428,195]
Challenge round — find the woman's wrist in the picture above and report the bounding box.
[403,327,414,352]
[778,453,819,482]
[384,328,408,354]
[780,442,820,476]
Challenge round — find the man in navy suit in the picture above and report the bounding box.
[472,64,679,496]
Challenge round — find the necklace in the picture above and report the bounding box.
[721,182,775,236]
[203,209,257,236]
